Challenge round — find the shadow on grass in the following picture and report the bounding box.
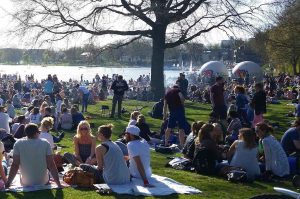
[3,189,64,199]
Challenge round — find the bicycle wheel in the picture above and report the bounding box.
[249,194,295,199]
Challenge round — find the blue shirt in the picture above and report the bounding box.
[281,127,300,154]
[44,80,54,94]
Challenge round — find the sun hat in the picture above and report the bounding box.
[126,125,140,136]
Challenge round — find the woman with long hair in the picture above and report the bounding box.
[80,124,130,184]
[64,121,96,166]
[227,128,261,180]
[255,122,289,177]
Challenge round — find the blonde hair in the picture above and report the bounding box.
[130,111,140,120]
[76,120,93,138]
[40,117,54,130]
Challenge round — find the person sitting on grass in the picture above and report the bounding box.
[39,117,64,150]
[281,119,300,156]
[70,106,85,129]
[29,107,42,125]
[227,128,261,181]
[182,121,205,160]
[135,114,156,143]
[5,124,62,188]
[226,111,242,145]
[60,107,73,130]
[64,121,96,166]
[80,124,130,185]
[0,141,7,189]
[125,125,154,187]
[255,122,290,178]
[128,111,140,126]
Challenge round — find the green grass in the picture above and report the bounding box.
[0,100,297,199]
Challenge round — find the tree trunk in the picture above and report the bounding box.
[151,25,167,101]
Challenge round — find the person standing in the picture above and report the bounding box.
[176,73,189,99]
[76,84,90,113]
[163,85,186,148]
[44,74,54,103]
[210,76,227,121]
[251,82,266,127]
[5,124,62,188]
[110,75,129,118]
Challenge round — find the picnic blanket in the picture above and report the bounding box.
[4,173,69,192]
[94,174,201,196]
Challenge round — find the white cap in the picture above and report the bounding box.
[126,125,140,136]
[0,141,4,154]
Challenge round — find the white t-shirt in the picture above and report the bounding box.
[128,119,137,126]
[13,138,52,186]
[39,132,55,149]
[127,139,152,178]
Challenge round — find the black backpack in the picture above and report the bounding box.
[192,148,216,175]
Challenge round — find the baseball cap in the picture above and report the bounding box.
[0,141,4,154]
[126,125,140,136]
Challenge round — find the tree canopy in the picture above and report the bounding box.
[11,0,284,98]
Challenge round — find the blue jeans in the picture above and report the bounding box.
[82,93,89,112]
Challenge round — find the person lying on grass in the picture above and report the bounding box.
[5,123,62,188]
[80,124,131,185]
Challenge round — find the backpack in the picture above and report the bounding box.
[63,169,94,188]
[166,157,193,171]
[192,148,216,175]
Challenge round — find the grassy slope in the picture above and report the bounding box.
[0,100,296,199]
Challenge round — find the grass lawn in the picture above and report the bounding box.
[0,99,297,199]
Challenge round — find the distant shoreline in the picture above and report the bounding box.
[0,63,151,68]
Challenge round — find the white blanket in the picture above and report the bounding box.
[94,174,201,196]
[4,174,69,192]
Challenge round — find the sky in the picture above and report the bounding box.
[0,0,266,50]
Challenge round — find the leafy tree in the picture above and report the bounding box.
[11,0,282,99]
[266,0,300,75]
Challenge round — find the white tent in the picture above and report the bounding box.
[199,61,228,83]
[232,61,263,82]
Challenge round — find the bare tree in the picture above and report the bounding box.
[11,0,284,99]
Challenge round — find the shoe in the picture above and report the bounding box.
[59,132,65,139]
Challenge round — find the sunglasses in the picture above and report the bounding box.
[80,127,89,131]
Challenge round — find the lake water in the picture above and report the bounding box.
[0,65,193,85]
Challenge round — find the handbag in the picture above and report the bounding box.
[63,169,95,188]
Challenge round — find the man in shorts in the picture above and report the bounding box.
[163,85,186,148]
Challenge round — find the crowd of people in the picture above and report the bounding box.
[0,71,300,190]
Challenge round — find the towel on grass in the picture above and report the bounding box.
[94,174,201,196]
[4,173,69,192]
